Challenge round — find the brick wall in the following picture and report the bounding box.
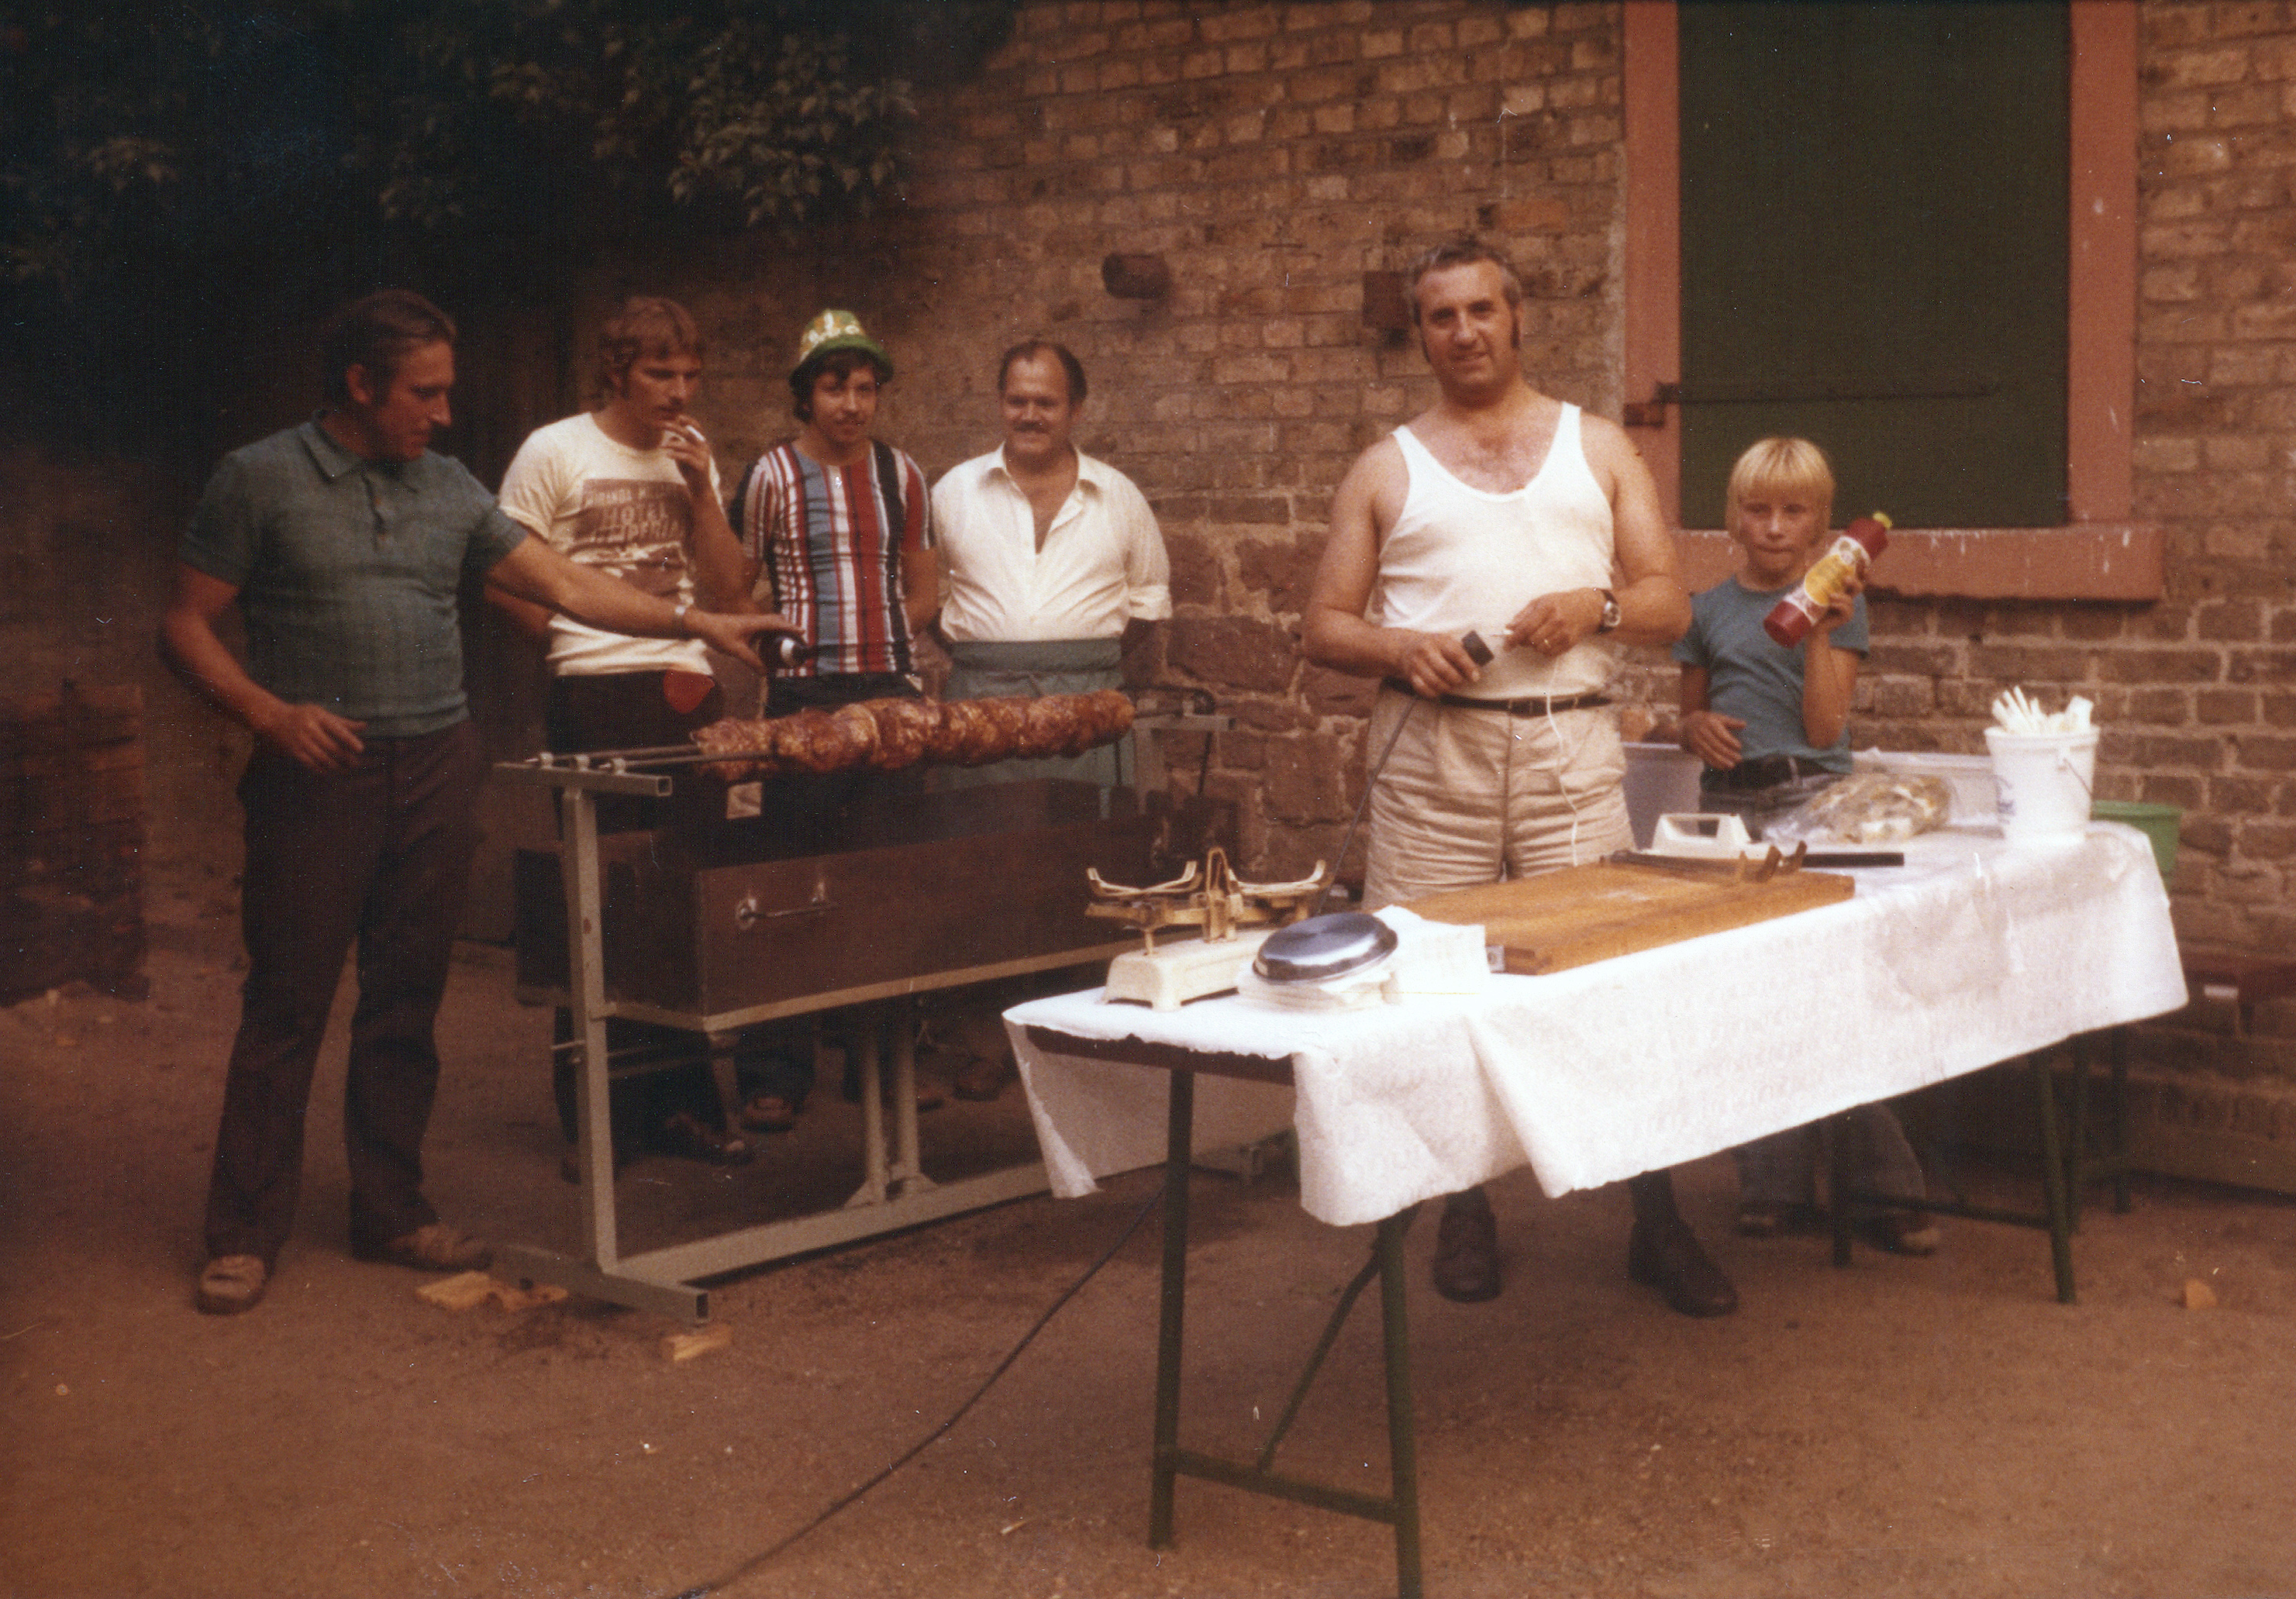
[0,446,226,882]
[651,0,1632,877]
[626,0,2296,1180]
[2122,0,2296,1174]
[655,2,2288,927]
[1784,3,2296,1174]
[1,683,147,1001]
[2129,2,2296,956]
[1834,0,2296,974]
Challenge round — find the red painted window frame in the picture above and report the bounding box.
[1622,0,2158,600]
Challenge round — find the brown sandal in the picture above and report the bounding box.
[657,1111,754,1167]
[738,1093,800,1133]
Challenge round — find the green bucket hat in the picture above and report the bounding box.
[792,309,893,381]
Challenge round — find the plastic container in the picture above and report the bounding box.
[2091,800,2181,883]
[1763,513,1891,648]
[1984,726,2099,841]
[1623,742,1704,847]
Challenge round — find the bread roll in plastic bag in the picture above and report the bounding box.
[1766,772,1954,846]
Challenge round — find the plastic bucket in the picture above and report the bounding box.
[1984,727,2098,841]
[2091,800,2181,882]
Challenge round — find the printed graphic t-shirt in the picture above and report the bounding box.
[495,411,722,675]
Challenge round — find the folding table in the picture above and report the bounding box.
[1010,823,2187,1598]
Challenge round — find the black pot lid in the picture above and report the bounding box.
[1253,911,1399,983]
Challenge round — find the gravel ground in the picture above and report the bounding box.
[5,860,2295,1599]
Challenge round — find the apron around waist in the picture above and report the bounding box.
[945,637,1123,700]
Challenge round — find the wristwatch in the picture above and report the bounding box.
[1596,589,1621,634]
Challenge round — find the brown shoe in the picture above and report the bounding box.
[1875,1210,1941,1256]
[196,1254,268,1315]
[1735,1205,1784,1238]
[738,1092,801,1133]
[657,1111,754,1167]
[1736,1202,1822,1238]
[355,1223,493,1273]
[1627,1219,1738,1317]
[1432,1189,1501,1303]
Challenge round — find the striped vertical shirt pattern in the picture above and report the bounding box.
[732,439,932,677]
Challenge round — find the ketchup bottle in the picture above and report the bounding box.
[1763,513,1891,648]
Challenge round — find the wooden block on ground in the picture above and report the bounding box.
[416,1270,497,1311]
[491,1281,568,1312]
[418,1273,570,1313]
[661,1322,734,1363]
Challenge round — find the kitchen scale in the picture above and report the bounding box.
[1088,846,1329,1009]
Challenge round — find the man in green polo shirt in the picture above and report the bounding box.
[160,289,787,1316]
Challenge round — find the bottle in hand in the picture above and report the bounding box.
[1763,513,1891,649]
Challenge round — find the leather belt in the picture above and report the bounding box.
[1701,753,1835,791]
[1384,681,1612,715]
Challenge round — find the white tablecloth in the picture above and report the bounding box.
[1008,824,2188,1228]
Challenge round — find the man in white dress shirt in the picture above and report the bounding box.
[929,339,1170,790]
[925,340,1171,1099]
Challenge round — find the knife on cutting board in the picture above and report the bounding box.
[1608,848,1904,876]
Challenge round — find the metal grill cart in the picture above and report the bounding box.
[496,746,1193,1322]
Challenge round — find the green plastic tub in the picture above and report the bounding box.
[2091,800,2181,883]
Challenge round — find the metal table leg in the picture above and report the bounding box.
[889,998,934,1198]
[2031,1052,2077,1304]
[1149,1067,1194,1549]
[2110,1027,2133,1214]
[1831,1051,2081,1304]
[848,1006,888,1208]
[496,776,709,1324]
[562,781,619,1271]
[1377,1208,1424,1597]
[2067,1029,2136,1226]
[1146,1064,1425,1598]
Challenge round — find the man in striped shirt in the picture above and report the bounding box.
[724,310,937,1132]
[730,309,936,720]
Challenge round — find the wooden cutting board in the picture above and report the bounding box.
[1401,861,1853,975]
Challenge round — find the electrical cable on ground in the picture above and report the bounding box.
[668,1173,1170,1599]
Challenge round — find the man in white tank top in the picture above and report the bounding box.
[1303,237,1735,1318]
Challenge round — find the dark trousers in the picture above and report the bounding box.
[544,671,729,1147]
[204,720,484,1264]
[760,672,925,853]
[732,673,926,1108]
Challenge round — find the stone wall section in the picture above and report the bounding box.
[1830,4,2293,972]
[2116,1,2296,1139]
[1821,2,2296,1149]
[658,1,1634,880]
[671,3,2293,944]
